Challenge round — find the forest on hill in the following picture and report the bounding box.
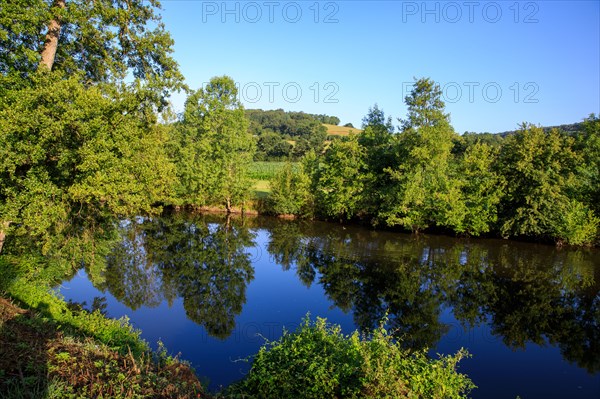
[246,109,340,160]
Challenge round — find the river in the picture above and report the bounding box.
[57,213,600,398]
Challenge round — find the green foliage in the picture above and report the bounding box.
[553,199,599,246]
[0,0,183,106]
[246,109,330,160]
[454,142,505,235]
[298,77,597,245]
[171,76,255,210]
[268,162,313,216]
[576,114,600,217]
[228,316,475,399]
[309,137,367,220]
[497,124,597,244]
[0,71,174,255]
[381,78,461,232]
[0,255,147,357]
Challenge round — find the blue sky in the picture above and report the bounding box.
[160,0,600,133]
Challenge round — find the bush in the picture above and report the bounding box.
[228,316,475,398]
[268,162,313,216]
[553,199,599,246]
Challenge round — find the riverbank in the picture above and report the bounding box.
[0,293,207,398]
[0,253,209,399]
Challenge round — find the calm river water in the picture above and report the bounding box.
[58,213,600,398]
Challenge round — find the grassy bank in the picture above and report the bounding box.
[0,256,206,398]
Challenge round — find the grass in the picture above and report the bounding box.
[324,123,363,136]
[249,161,300,199]
[248,161,290,180]
[0,295,206,398]
[252,180,271,199]
[0,256,207,398]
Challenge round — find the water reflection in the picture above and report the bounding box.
[265,220,599,373]
[91,213,599,373]
[97,214,255,339]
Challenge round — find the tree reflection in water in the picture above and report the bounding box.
[265,220,599,373]
[95,214,598,373]
[100,213,255,339]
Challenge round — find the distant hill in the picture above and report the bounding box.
[324,123,363,136]
[489,122,585,137]
[246,109,341,161]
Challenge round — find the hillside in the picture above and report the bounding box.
[484,122,586,137]
[324,123,363,136]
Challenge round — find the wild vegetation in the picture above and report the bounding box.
[0,0,597,397]
[268,80,600,246]
[247,109,338,161]
[227,316,474,399]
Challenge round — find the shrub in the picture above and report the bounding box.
[268,162,313,216]
[228,316,475,398]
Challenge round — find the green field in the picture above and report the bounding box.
[248,161,299,180]
[249,162,299,198]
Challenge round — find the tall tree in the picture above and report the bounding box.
[309,136,366,221]
[357,104,395,220]
[497,124,598,245]
[576,114,600,217]
[455,142,505,235]
[0,0,183,254]
[381,78,462,232]
[173,76,255,212]
[1,0,183,94]
[0,72,176,254]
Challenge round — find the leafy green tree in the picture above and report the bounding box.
[455,142,504,235]
[576,114,600,217]
[309,136,366,220]
[0,72,175,254]
[0,0,182,253]
[357,104,395,219]
[269,162,313,216]
[497,124,598,245]
[382,78,462,232]
[0,0,183,98]
[173,76,255,211]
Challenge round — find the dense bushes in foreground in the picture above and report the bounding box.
[228,317,474,399]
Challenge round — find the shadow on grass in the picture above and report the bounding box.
[0,299,54,398]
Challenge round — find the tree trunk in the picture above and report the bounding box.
[39,0,66,71]
[0,221,10,254]
[226,197,232,214]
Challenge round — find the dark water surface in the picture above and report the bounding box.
[58,213,600,398]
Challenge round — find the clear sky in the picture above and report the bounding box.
[159,0,600,133]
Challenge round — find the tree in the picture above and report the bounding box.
[1,0,183,96]
[497,124,598,245]
[173,76,255,212]
[381,78,462,232]
[268,162,313,216]
[455,142,505,235]
[0,0,183,254]
[357,104,395,219]
[308,136,366,220]
[0,72,175,254]
[576,114,600,217]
